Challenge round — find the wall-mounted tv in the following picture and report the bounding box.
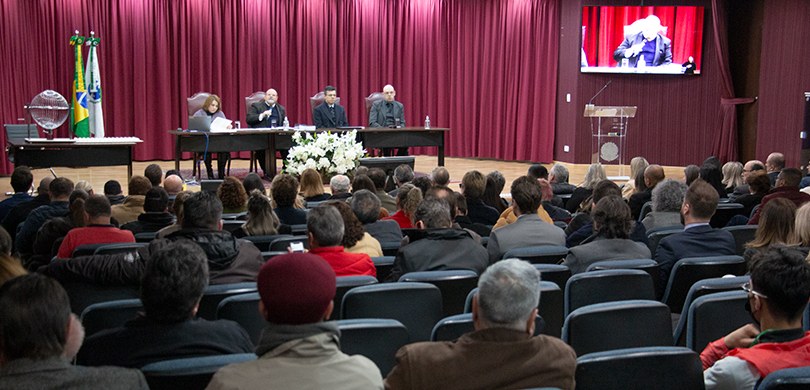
[581,6,704,75]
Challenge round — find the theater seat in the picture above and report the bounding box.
[672,275,749,346]
[685,290,750,352]
[564,269,655,316]
[334,275,378,320]
[758,366,810,389]
[141,353,257,390]
[197,282,257,320]
[80,298,143,337]
[431,313,545,342]
[216,292,263,344]
[532,263,572,290]
[337,318,409,376]
[398,270,479,317]
[575,346,702,390]
[464,281,563,338]
[661,255,746,314]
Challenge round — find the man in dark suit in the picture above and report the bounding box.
[765,152,785,187]
[369,84,407,156]
[628,164,665,220]
[655,180,736,296]
[312,85,348,128]
[246,88,288,177]
[613,15,672,68]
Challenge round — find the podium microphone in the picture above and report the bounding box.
[587,80,612,107]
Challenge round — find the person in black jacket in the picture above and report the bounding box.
[121,187,174,234]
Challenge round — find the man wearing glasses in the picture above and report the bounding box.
[701,246,810,389]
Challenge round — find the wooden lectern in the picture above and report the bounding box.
[584,105,637,168]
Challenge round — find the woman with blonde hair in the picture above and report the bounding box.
[382,183,423,229]
[233,190,286,238]
[744,198,799,268]
[0,226,25,286]
[622,156,649,199]
[721,161,744,194]
[566,162,606,213]
[193,94,232,179]
[299,168,330,203]
[794,202,810,248]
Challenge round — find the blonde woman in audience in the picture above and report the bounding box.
[217,176,248,214]
[382,183,422,229]
[721,161,744,195]
[233,190,285,239]
[622,156,649,199]
[326,201,382,257]
[0,227,26,286]
[566,162,606,213]
[299,168,330,203]
[794,203,810,249]
[744,198,799,269]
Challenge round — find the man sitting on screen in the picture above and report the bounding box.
[613,15,672,68]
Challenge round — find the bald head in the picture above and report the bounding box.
[743,160,765,181]
[382,84,396,102]
[264,89,278,105]
[766,153,785,173]
[163,175,183,195]
[644,165,665,188]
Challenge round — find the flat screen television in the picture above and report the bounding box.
[581,6,705,75]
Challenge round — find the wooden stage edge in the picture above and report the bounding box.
[0,155,688,196]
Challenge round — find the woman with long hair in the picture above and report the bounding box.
[193,94,232,179]
[744,198,799,268]
[233,190,283,238]
[326,201,382,257]
[622,156,649,199]
[0,226,25,286]
[566,162,606,213]
[721,161,744,194]
[481,171,509,213]
[382,183,423,229]
[299,168,330,203]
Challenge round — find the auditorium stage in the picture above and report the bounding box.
[0,156,688,197]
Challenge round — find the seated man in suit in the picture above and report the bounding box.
[655,179,736,295]
[246,88,288,177]
[208,252,383,389]
[748,168,810,225]
[369,84,407,156]
[77,240,254,368]
[0,274,148,389]
[487,176,566,264]
[613,15,672,68]
[387,198,488,281]
[313,85,348,128]
[628,164,665,220]
[702,246,810,389]
[385,259,576,389]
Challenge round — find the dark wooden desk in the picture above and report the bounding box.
[8,138,141,179]
[169,127,449,177]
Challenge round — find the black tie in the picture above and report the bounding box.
[330,106,336,121]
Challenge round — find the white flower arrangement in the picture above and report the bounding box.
[285,130,367,177]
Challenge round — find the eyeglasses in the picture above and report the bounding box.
[742,281,768,299]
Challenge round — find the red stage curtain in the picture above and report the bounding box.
[581,6,703,69]
[0,0,560,175]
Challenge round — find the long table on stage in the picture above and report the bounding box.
[169,127,448,177]
[8,138,142,179]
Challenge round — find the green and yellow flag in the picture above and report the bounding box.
[70,32,89,138]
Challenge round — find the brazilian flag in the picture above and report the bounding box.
[70,33,89,138]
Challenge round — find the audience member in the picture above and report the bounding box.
[156,191,191,238]
[326,201,382,257]
[736,171,770,219]
[655,180,735,294]
[749,168,810,225]
[74,180,94,196]
[382,183,422,229]
[15,177,74,257]
[743,198,798,269]
[350,189,402,244]
[565,180,647,248]
[328,174,352,200]
[641,179,686,231]
[242,172,266,196]
[121,187,175,234]
[461,170,499,225]
[721,161,744,194]
[388,198,488,281]
[629,164,665,220]
[103,179,125,205]
[566,162,606,213]
[271,174,308,225]
[0,166,33,221]
[795,203,810,250]
[144,163,163,187]
[389,164,415,197]
[0,227,25,286]
[549,163,576,195]
[0,274,148,389]
[111,175,152,225]
[683,164,700,186]
[410,176,433,198]
[57,195,136,258]
[563,196,651,274]
[452,192,492,239]
[307,206,376,277]
[527,164,549,180]
[765,152,785,186]
[208,253,383,389]
[702,247,810,389]
[42,191,263,285]
[700,156,728,198]
[163,174,183,196]
[368,168,397,212]
[351,174,377,194]
[233,190,284,238]
[431,166,450,187]
[385,259,576,389]
[488,176,566,264]
[3,177,52,245]
[622,156,649,199]
[481,171,509,213]
[218,176,248,213]
[26,190,87,269]
[300,168,330,203]
[729,160,765,201]
[77,241,253,368]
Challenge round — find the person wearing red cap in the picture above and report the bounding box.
[306,205,377,277]
[208,252,383,389]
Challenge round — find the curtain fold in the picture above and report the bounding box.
[0,0,560,174]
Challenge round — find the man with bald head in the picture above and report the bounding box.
[629,164,665,220]
[163,174,183,197]
[766,152,785,186]
[369,84,407,156]
[247,88,288,176]
[729,160,765,201]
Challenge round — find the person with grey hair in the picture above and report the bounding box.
[350,189,402,243]
[549,163,575,195]
[431,166,450,187]
[328,174,352,200]
[387,198,488,281]
[641,179,686,231]
[389,164,415,197]
[307,205,376,277]
[385,258,576,389]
